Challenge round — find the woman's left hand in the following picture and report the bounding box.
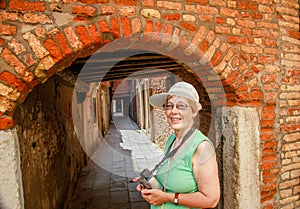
[141,189,167,206]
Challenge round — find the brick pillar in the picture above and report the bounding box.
[222,106,260,209]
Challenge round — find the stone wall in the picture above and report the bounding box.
[0,129,23,209]
[13,75,87,209]
[222,106,260,209]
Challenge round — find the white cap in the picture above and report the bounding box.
[149,82,202,110]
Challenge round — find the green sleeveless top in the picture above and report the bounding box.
[151,130,210,209]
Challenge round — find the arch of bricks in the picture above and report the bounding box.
[0,1,266,130]
[0,0,298,208]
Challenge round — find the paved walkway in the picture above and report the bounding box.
[66,116,163,209]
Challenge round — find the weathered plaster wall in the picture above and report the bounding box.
[80,83,101,156]
[13,75,87,209]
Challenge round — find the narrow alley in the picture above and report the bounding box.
[66,117,164,209]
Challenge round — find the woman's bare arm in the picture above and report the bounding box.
[168,141,220,208]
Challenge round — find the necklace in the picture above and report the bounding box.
[172,138,183,149]
[161,158,171,209]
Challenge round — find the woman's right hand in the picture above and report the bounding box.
[141,189,169,206]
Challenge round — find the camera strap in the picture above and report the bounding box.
[150,124,197,175]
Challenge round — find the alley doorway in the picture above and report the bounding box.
[13,49,219,209]
[68,49,219,209]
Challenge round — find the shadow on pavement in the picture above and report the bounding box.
[66,118,150,209]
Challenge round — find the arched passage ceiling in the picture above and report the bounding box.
[69,49,212,136]
[70,50,188,82]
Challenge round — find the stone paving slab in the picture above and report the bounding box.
[66,117,162,209]
[119,129,163,172]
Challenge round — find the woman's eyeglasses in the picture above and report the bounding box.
[162,103,192,110]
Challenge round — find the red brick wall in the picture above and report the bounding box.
[0,0,299,208]
[277,1,300,208]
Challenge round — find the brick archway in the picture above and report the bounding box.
[0,17,262,206]
[0,19,261,130]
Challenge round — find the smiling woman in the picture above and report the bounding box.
[134,82,220,209]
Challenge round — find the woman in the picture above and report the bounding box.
[135,81,220,209]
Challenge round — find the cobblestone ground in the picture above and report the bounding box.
[66,117,152,209]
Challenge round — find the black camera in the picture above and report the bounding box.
[138,169,163,190]
[139,169,153,189]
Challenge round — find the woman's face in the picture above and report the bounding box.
[165,96,197,133]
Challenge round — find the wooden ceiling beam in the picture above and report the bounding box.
[82,70,174,82]
[70,51,183,82]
